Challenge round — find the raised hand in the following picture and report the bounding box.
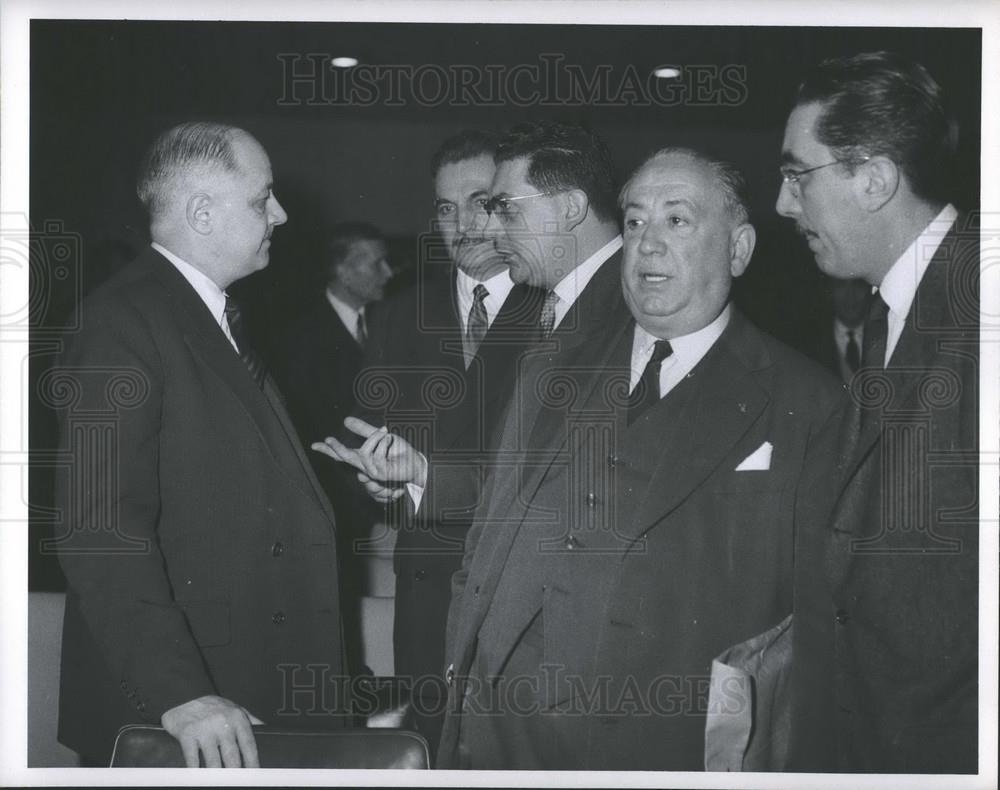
[311,416,427,488]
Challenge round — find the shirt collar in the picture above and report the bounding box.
[151,242,227,325]
[877,203,957,321]
[326,288,364,337]
[633,303,732,366]
[550,235,623,307]
[455,267,517,322]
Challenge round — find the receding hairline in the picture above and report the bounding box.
[620,148,750,224]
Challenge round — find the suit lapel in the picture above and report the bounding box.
[620,311,771,541]
[437,282,542,451]
[831,220,966,506]
[147,252,336,527]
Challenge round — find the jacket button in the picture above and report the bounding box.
[607,455,617,468]
[565,535,581,549]
[445,664,455,685]
[271,541,284,557]
[272,611,286,625]
[120,680,128,690]
[136,702,147,713]
[835,609,850,625]
[585,492,597,507]
[415,569,426,581]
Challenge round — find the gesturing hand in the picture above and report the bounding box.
[311,416,428,489]
[161,694,263,768]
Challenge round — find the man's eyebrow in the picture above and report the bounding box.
[781,150,804,166]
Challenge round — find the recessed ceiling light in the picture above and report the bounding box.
[330,56,359,68]
[653,67,682,79]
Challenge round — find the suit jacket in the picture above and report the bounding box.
[53,248,346,763]
[271,297,376,676]
[272,296,365,447]
[790,217,979,773]
[437,303,844,770]
[359,265,543,689]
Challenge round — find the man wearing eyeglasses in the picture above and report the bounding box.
[483,121,624,339]
[319,145,844,771]
[350,130,542,757]
[776,52,978,773]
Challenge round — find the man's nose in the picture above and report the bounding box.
[483,210,504,238]
[269,194,288,226]
[775,181,798,219]
[637,224,666,256]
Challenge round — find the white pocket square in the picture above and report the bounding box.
[735,441,772,471]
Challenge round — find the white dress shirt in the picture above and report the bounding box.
[549,235,623,330]
[326,288,366,344]
[877,203,958,366]
[455,267,517,335]
[151,242,237,351]
[629,304,732,398]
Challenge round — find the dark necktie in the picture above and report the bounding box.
[854,292,889,437]
[356,311,368,346]
[627,339,673,426]
[538,290,560,339]
[464,284,489,366]
[860,293,889,372]
[224,295,267,389]
[845,329,860,374]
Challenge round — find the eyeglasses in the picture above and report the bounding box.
[484,192,558,221]
[780,156,870,191]
[779,160,842,185]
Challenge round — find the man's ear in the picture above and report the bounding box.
[729,222,756,278]
[563,189,590,231]
[187,193,213,235]
[856,156,899,212]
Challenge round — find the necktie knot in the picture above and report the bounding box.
[628,337,673,425]
[473,283,489,304]
[649,339,673,365]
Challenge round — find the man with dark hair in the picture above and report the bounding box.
[319,146,842,770]
[54,122,347,767]
[346,128,542,756]
[485,120,621,303]
[272,221,391,678]
[776,51,978,772]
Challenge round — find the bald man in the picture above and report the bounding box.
[53,122,346,767]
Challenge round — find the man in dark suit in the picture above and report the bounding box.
[52,122,346,767]
[776,52,978,772]
[316,120,622,754]
[351,130,540,755]
[273,222,391,676]
[321,147,842,770]
[275,222,391,449]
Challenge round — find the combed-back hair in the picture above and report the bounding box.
[495,121,618,222]
[619,147,752,226]
[325,221,384,282]
[795,51,956,204]
[430,129,501,178]
[136,121,242,218]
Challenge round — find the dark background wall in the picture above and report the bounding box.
[28,20,982,589]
